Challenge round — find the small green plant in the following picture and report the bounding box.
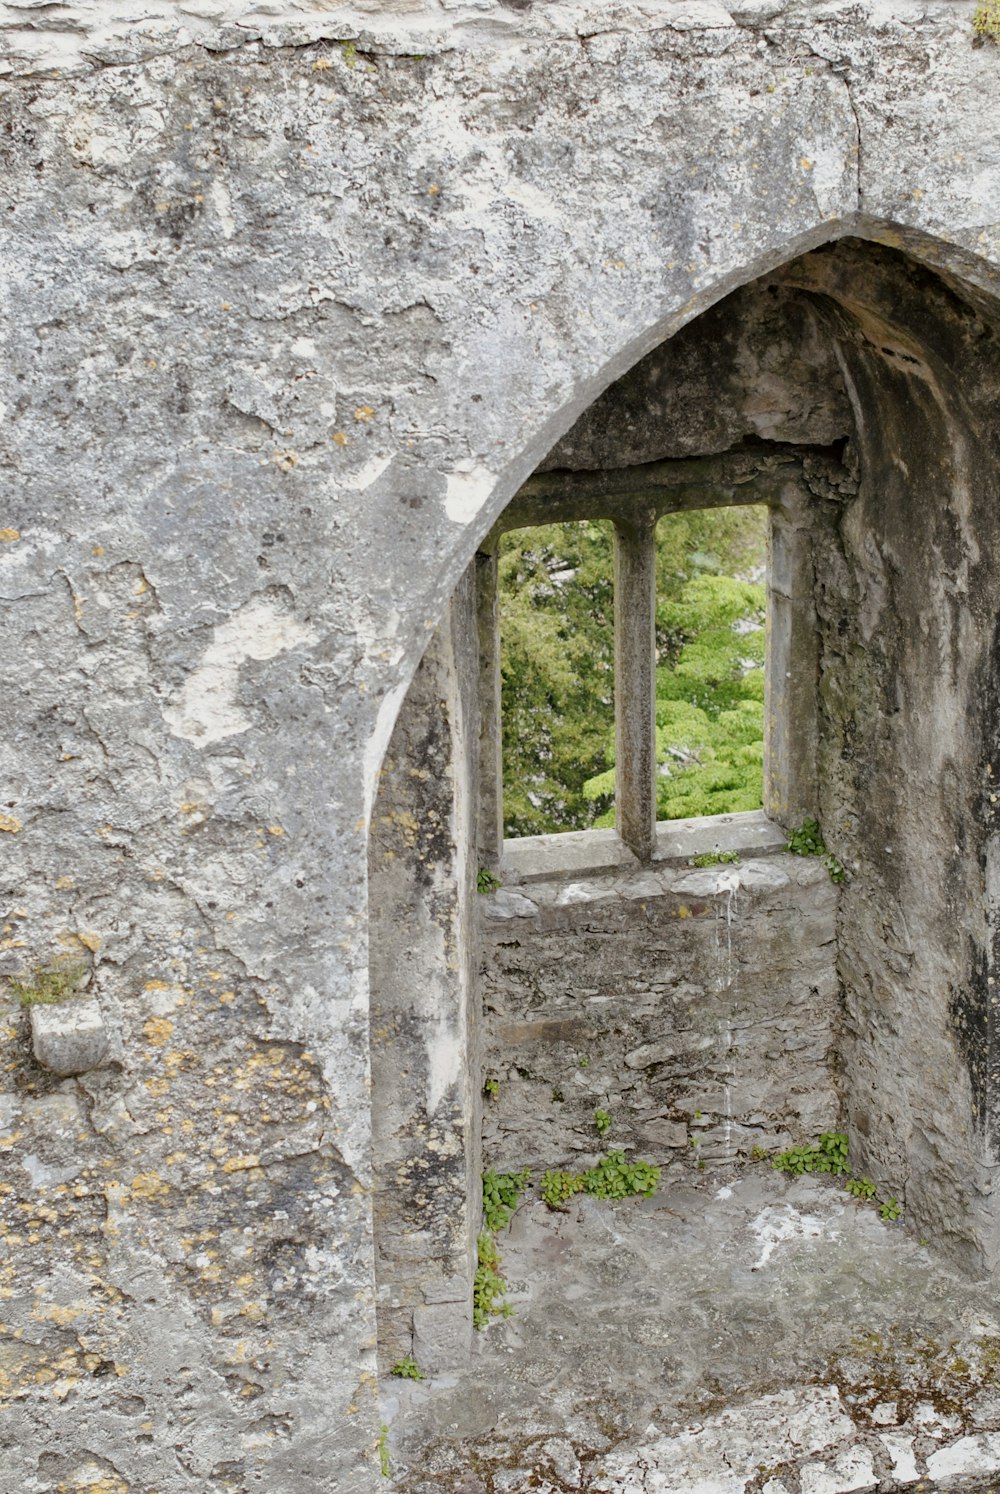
[845,1175,877,1201]
[540,1168,585,1210]
[540,1150,660,1210]
[750,1145,768,1162]
[691,850,740,867]
[473,1229,513,1329]
[9,960,87,1007]
[578,1056,590,1069]
[880,1197,902,1222]
[389,1354,424,1380]
[340,39,359,67]
[974,0,1000,39]
[477,867,502,894]
[481,1167,531,1233]
[378,1424,390,1478]
[584,1150,660,1199]
[785,817,826,857]
[594,1108,612,1138]
[484,1076,500,1100]
[784,818,846,883]
[773,1131,850,1176]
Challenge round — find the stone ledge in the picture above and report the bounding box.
[501,810,787,885]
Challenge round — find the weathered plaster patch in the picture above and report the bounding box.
[444,462,496,525]
[164,597,317,746]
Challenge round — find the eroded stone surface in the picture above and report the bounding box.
[389,1171,1000,1492]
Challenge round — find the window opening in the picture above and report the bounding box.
[493,505,769,846]
[648,505,767,823]
[497,519,615,838]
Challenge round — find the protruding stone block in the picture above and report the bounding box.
[30,1001,108,1077]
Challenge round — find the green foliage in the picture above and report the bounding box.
[785,817,825,857]
[498,519,616,836]
[473,1230,513,1329]
[482,1167,531,1233]
[974,0,1000,38]
[378,1424,391,1478]
[594,1108,612,1138]
[540,1149,660,1209]
[389,1354,424,1380]
[691,850,740,867]
[477,867,502,894]
[540,1168,585,1209]
[584,1150,660,1199]
[784,817,846,883]
[773,1130,850,1176]
[484,1076,500,1100]
[9,960,87,1007]
[774,1132,902,1224]
[500,507,767,835]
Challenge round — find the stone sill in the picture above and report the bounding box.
[500,809,787,885]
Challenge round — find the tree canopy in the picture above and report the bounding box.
[499,507,767,837]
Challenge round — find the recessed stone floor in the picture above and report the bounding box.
[383,1164,1000,1493]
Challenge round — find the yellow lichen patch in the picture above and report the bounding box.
[91,544,105,557]
[218,990,236,1005]
[128,1173,169,1202]
[221,1154,260,1174]
[267,825,285,836]
[142,1016,174,1046]
[0,528,20,543]
[331,431,348,446]
[354,405,375,423]
[143,979,171,992]
[0,815,21,834]
[76,932,101,953]
[58,1462,130,1493]
[55,875,75,890]
[32,1300,88,1326]
[143,1077,169,1097]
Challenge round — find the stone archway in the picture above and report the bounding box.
[369,232,1000,1390]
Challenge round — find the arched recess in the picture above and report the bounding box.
[368,226,1000,1376]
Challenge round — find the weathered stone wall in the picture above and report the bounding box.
[4,2,1000,1488]
[794,243,1000,1274]
[368,570,481,1374]
[481,852,839,1173]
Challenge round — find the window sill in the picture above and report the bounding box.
[500,809,786,885]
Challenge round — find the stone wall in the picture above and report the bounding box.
[5,2,1000,1488]
[481,849,840,1174]
[368,570,481,1374]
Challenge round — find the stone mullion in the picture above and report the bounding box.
[614,513,658,862]
[475,547,504,869]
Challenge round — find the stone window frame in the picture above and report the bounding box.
[476,444,833,872]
